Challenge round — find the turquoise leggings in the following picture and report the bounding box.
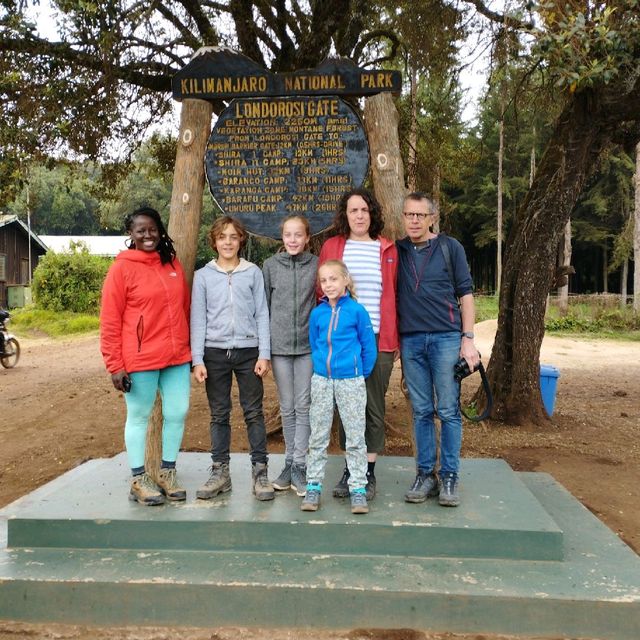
[124,363,191,469]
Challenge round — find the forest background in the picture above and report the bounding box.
[1,0,640,424]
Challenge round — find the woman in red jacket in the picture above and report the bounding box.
[100,207,191,506]
[318,188,398,500]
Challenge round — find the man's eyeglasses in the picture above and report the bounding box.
[403,212,430,220]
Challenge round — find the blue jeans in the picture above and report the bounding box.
[400,331,462,478]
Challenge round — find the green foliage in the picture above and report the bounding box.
[32,244,111,313]
[534,0,640,93]
[545,301,640,338]
[474,295,499,322]
[9,306,100,338]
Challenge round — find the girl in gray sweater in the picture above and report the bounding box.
[262,216,318,496]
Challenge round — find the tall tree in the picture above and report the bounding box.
[472,0,640,422]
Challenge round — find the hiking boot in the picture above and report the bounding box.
[272,461,292,491]
[438,473,460,507]
[405,471,439,503]
[290,463,307,497]
[252,462,275,501]
[301,484,321,511]
[365,472,376,501]
[332,466,350,498]
[196,462,232,500]
[129,473,165,506]
[157,468,186,501]
[350,490,369,514]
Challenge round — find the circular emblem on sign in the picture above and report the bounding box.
[205,96,369,238]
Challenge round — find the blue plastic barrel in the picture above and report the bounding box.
[540,364,561,416]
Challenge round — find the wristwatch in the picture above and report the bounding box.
[461,331,475,339]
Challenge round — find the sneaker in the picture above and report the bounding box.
[301,484,321,511]
[272,461,292,491]
[157,468,187,501]
[405,472,439,503]
[332,466,350,498]
[129,473,165,506]
[365,472,376,501]
[350,489,369,514]
[438,473,460,507]
[252,462,275,501]
[196,462,232,500]
[290,463,307,497]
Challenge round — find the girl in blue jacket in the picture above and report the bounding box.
[301,260,377,515]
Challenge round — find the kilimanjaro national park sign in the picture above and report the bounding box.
[172,48,401,238]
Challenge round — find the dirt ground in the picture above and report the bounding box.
[1,320,638,640]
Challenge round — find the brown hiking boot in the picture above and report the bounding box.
[129,473,165,506]
[196,462,232,500]
[157,468,187,501]
[252,462,275,501]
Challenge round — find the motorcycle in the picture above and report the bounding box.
[0,309,20,369]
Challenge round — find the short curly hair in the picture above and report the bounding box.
[208,216,248,252]
[332,187,385,239]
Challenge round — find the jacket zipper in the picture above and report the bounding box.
[228,271,235,340]
[293,258,298,353]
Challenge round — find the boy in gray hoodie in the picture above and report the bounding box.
[191,216,274,501]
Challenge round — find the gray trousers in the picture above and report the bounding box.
[271,354,312,466]
[307,374,367,491]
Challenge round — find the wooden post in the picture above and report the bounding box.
[145,98,214,478]
[363,93,406,241]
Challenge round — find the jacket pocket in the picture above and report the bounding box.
[136,315,144,352]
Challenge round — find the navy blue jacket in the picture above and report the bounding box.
[396,235,473,334]
[309,292,377,379]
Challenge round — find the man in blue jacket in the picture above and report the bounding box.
[397,192,480,507]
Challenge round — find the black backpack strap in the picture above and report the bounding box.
[439,233,459,306]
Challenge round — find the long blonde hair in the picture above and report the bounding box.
[318,259,357,300]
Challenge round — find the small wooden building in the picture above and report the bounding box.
[0,214,48,308]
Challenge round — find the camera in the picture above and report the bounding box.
[122,376,132,392]
[453,355,481,382]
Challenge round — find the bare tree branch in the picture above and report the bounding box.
[464,0,535,31]
[229,0,266,66]
[352,28,401,65]
[155,3,203,51]
[176,0,220,45]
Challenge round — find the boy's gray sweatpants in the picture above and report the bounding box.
[307,374,367,491]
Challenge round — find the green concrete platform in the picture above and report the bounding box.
[1,454,639,639]
[4,454,563,561]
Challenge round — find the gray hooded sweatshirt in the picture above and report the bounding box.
[262,251,318,356]
[190,258,270,366]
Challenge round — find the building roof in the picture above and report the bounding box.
[0,214,49,252]
[39,235,130,257]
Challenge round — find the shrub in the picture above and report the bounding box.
[33,243,111,313]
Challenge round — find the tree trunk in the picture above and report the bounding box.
[407,63,418,193]
[620,258,628,308]
[635,142,640,315]
[432,165,441,234]
[486,92,613,424]
[602,243,608,293]
[557,219,571,315]
[496,116,504,294]
[145,98,214,478]
[364,92,406,241]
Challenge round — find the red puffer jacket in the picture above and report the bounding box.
[100,249,191,374]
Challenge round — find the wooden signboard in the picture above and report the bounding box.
[205,96,368,237]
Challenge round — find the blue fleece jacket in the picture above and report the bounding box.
[309,292,377,379]
[396,234,473,334]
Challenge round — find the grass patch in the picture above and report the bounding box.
[545,304,640,340]
[8,307,99,338]
[474,295,499,323]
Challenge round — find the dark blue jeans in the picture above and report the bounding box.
[400,331,462,478]
[203,347,268,465]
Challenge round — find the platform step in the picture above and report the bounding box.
[0,472,638,639]
[4,455,563,561]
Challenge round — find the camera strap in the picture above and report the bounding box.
[461,362,493,422]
